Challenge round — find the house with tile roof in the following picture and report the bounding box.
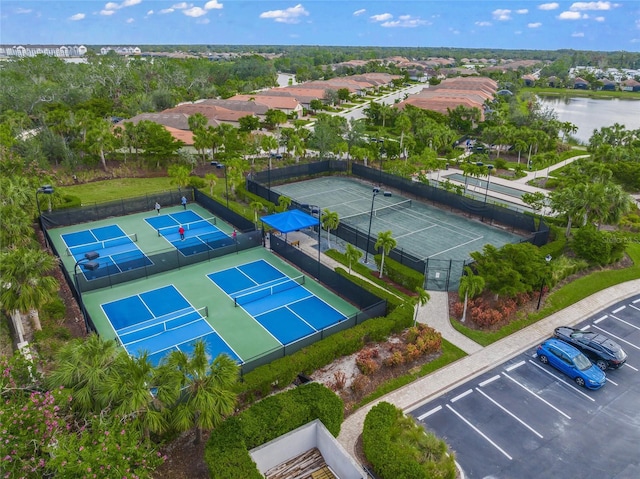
[229,95,304,118]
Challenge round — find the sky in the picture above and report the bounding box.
[1,1,640,52]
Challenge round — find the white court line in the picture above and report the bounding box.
[609,314,640,332]
[624,363,639,372]
[427,236,485,259]
[505,360,525,372]
[475,388,543,439]
[451,389,473,402]
[613,306,626,314]
[393,224,439,239]
[479,375,501,387]
[502,372,572,419]
[606,377,619,386]
[417,405,442,421]
[446,404,513,460]
[592,325,640,351]
[528,360,595,401]
[594,315,608,324]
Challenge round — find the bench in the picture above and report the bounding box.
[291,240,300,248]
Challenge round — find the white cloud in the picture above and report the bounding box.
[493,9,511,21]
[594,16,605,21]
[172,2,189,9]
[528,22,542,28]
[558,11,584,19]
[126,17,134,23]
[636,19,640,29]
[475,21,492,27]
[15,7,33,14]
[370,13,393,22]
[100,9,116,16]
[538,3,559,10]
[147,10,154,15]
[103,0,141,12]
[122,0,142,6]
[197,17,211,24]
[572,31,585,37]
[69,13,85,21]
[353,9,366,16]
[570,1,613,11]
[381,15,429,28]
[449,28,460,35]
[204,1,223,10]
[159,8,175,14]
[184,7,207,17]
[104,2,119,10]
[517,9,529,14]
[260,4,309,24]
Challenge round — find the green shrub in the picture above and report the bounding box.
[59,194,81,209]
[188,176,206,188]
[373,254,425,291]
[572,226,625,265]
[206,383,343,478]
[363,402,455,479]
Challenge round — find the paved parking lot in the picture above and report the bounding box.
[410,295,640,479]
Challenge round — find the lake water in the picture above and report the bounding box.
[537,96,640,144]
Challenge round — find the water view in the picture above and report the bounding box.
[537,96,640,144]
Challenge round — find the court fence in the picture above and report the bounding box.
[237,235,388,375]
[247,160,550,291]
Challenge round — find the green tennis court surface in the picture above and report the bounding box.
[273,176,524,261]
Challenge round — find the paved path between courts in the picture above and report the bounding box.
[277,232,640,465]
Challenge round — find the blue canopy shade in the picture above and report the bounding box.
[261,209,319,233]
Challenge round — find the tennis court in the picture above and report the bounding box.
[61,224,152,280]
[145,210,232,256]
[273,177,523,262]
[208,259,347,345]
[102,284,240,366]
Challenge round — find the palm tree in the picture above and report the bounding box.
[204,173,217,196]
[250,200,264,227]
[321,209,340,248]
[0,248,59,332]
[413,287,431,327]
[0,205,35,248]
[46,334,120,414]
[159,341,239,445]
[278,195,291,213]
[458,267,485,323]
[103,351,168,442]
[345,244,363,274]
[168,164,191,192]
[375,230,396,278]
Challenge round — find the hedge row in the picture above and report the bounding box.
[374,254,425,292]
[235,301,414,404]
[363,402,456,479]
[205,383,343,479]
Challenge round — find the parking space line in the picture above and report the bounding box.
[446,404,513,460]
[502,372,572,419]
[451,389,473,403]
[594,315,608,324]
[624,363,638,372]
[613,306,626,314]
[479,375,501,387]
[592,325,640,350]
[630,304,640,313]
[632,298,640,304]
[609,314,640,332]
[505,360,525,372]
[475,388,543,439]
[528,360,596,401]
[417,405,442,421]
[606,377,619,386]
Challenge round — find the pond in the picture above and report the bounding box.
[537,95,640,144]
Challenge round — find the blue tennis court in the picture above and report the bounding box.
[62,225,152,280]
[101,284,240,366]
[145,210,233,256]
[208,259,347,345]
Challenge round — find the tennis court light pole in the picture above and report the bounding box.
[74,253,100,334]
[35,185,54,249]
[364,187,380,264]
[483,165,494,203]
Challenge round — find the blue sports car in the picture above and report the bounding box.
[537,338,606,390]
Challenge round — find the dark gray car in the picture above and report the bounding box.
[554,326,627,370]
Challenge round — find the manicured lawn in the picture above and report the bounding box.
[58,177,175,204]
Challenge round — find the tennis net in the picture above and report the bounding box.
[341,199,412,223]
[66,233,138,256]
[157,217,217,236]
[234,275,305,307]
[118,306,209,346]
